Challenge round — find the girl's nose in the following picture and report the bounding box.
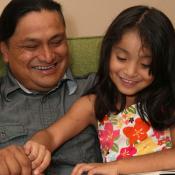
[124,62,137,77]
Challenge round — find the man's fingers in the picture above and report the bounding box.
[15,146,32,175]
[0,145,32,175]
[0,158,10,175]
[5,153,22,175]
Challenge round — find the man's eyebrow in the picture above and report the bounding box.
[20,38,40,43]
[16,39,39,47]
[50,33,66,40]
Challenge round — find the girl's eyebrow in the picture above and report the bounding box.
[140,55,152,59]
[113,46,129,54]
[113,45,152,59]
[138,51,152,58]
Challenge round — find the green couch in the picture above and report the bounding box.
[0,36,102,77]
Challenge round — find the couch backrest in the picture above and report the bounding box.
[69,36,102,76]
[0,54,5,76]
[0,36,102,77]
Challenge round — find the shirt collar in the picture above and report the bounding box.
[65,68,77,95]
[4,68,77,96]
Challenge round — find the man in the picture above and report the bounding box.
[0,0,102,174]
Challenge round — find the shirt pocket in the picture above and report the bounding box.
[0,124,27,144]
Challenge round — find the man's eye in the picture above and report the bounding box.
[50,38,65,46]
[51,41,61,45]
[23,45,38,49]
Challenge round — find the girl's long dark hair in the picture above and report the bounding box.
[88,5,175,131]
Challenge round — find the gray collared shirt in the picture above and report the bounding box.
[16,69,77,95]
[0,68,102,175]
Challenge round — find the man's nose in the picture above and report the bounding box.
[39,46,54,63]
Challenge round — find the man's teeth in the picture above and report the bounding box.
[33,65,55,70]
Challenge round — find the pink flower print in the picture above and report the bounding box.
[158,136,171,146]
[121,113,134,125]
[117,145,137,160]
[100,114,109,125]
[152,130,166,139]
[122,113,127,119]
[99,122,120,151]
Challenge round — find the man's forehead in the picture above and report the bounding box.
[10,11,65,42]
[17,9,63,25]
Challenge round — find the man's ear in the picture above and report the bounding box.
[0,42,9,63]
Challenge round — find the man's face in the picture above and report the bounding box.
[1,10,69,92]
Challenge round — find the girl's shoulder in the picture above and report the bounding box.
[100,104,138,123]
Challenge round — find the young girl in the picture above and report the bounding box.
[24,5,175,175]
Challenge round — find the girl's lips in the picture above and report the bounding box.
[120,77,139,87]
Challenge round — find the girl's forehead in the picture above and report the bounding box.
[112,32,151,56]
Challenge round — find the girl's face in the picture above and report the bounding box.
[109,30,154,104]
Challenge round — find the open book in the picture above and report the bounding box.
[82,170,175,175]
[132,170,175,175]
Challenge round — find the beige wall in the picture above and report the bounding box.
[1,0,175,37]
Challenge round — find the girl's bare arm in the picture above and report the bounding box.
[30,95,97,152]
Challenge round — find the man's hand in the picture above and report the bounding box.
[0,145,32,175]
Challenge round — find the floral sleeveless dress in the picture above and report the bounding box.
[98,104,172,163]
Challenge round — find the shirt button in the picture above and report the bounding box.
[0,131,6,138]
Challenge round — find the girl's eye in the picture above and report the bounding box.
[116,56,127,61]
[141,64,151,69]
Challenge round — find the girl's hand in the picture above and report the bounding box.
[71,162,119,175]
[24,140,51,175]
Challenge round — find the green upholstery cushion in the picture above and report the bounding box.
[0,36,102,77]
[69,36,102,76]
[0,56,5,76]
